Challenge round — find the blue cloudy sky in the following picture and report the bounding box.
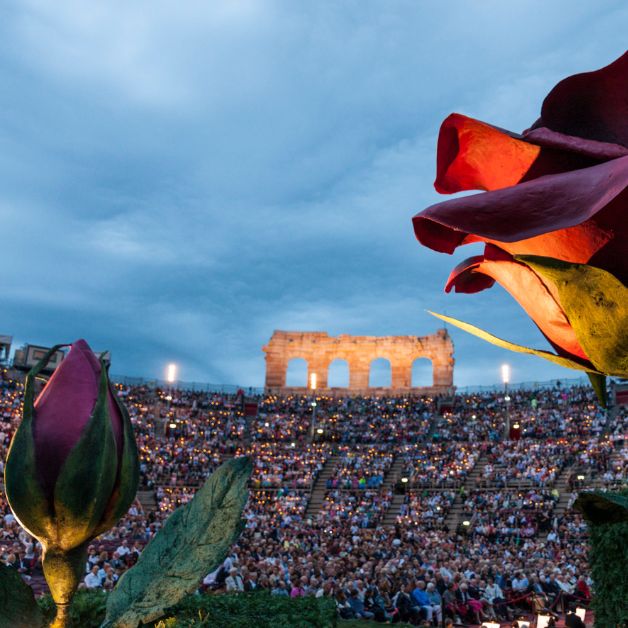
[1,1,626,387]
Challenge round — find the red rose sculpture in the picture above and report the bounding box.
[413,52,628,391]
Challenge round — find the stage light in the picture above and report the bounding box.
[169,422,177,429]
[316,428,324,434]
[462,520,470,526]
[577,474,585,481]
[513,422,520,429]
[401,477,409,483]
[166,363,178,384]
[501,363,510,384]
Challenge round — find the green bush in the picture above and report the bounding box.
[37,591,338,627]
[38,589,108,626]
[588,520,628,627]
[159,592,337,627]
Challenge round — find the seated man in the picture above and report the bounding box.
[395,581,424,625]
[348,589,375,620]
[411,580,433,622]
[426,582,443,624]
[84,565,102,590]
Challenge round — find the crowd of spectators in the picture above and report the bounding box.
[0,367,624,624]
[397,491,456,529]
[398,443,479,487]
[317,489,392,529]
[460,489,556,539]
[326,445,394,489]
[482,441,575,487]
[243,442,331,489]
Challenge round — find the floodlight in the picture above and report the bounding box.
[166,363,177,384]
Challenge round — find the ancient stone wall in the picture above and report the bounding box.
[262,329,454,395]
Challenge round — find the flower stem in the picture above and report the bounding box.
[50,602,71,628]
[42,543,88,628]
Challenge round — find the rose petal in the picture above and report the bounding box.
[523,127,628,161]
[34,339,100,499]
[33,339,123,500]
[435,114,599,194]
[414,156,628,284]
[533,51,628,147]
[446,251,590,363]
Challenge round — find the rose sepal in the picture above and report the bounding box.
[427,310,603,374]
[514,255,628,378]
[4,344,68,542]
[92,380,140,537]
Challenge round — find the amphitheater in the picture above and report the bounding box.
[1,336,626,626]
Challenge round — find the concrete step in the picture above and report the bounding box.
[137,490,156,512]
[305,455,339,516]
[382,455,405,491]
[382,494,406,526]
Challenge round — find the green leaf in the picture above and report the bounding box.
[586,372,607,407]
[515,256,628,377]
[574,490,628,525]
[102,457,252,628]
[0,562,45,628]
[53,357,118,550]
[4,345,67,544]
[427,311,603,373]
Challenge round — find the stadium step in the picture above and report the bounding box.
[444,453,487,530]
[305,455,339,516]
[138,490,157,512]
[381,493,405,526]
[543,463,577,535]
[382,455,405,491]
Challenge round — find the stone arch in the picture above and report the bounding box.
[411,357,433,387]
[369,357,392,388]
[262,329,454,395]
[286,357,308,387]
[328,358,350,388]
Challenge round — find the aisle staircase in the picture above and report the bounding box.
[444,453,487,530]
[380,456,407,525]
[381,494,405,526]
[138,490,157,512]
[305,455,339,516]
[550,464,576,523]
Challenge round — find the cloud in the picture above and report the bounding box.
[0,1,625,387]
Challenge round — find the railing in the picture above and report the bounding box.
[110,374,599,396]
[455,376,590,394]
[110,374,264,395]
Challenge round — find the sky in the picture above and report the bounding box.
[1,1,626,388]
